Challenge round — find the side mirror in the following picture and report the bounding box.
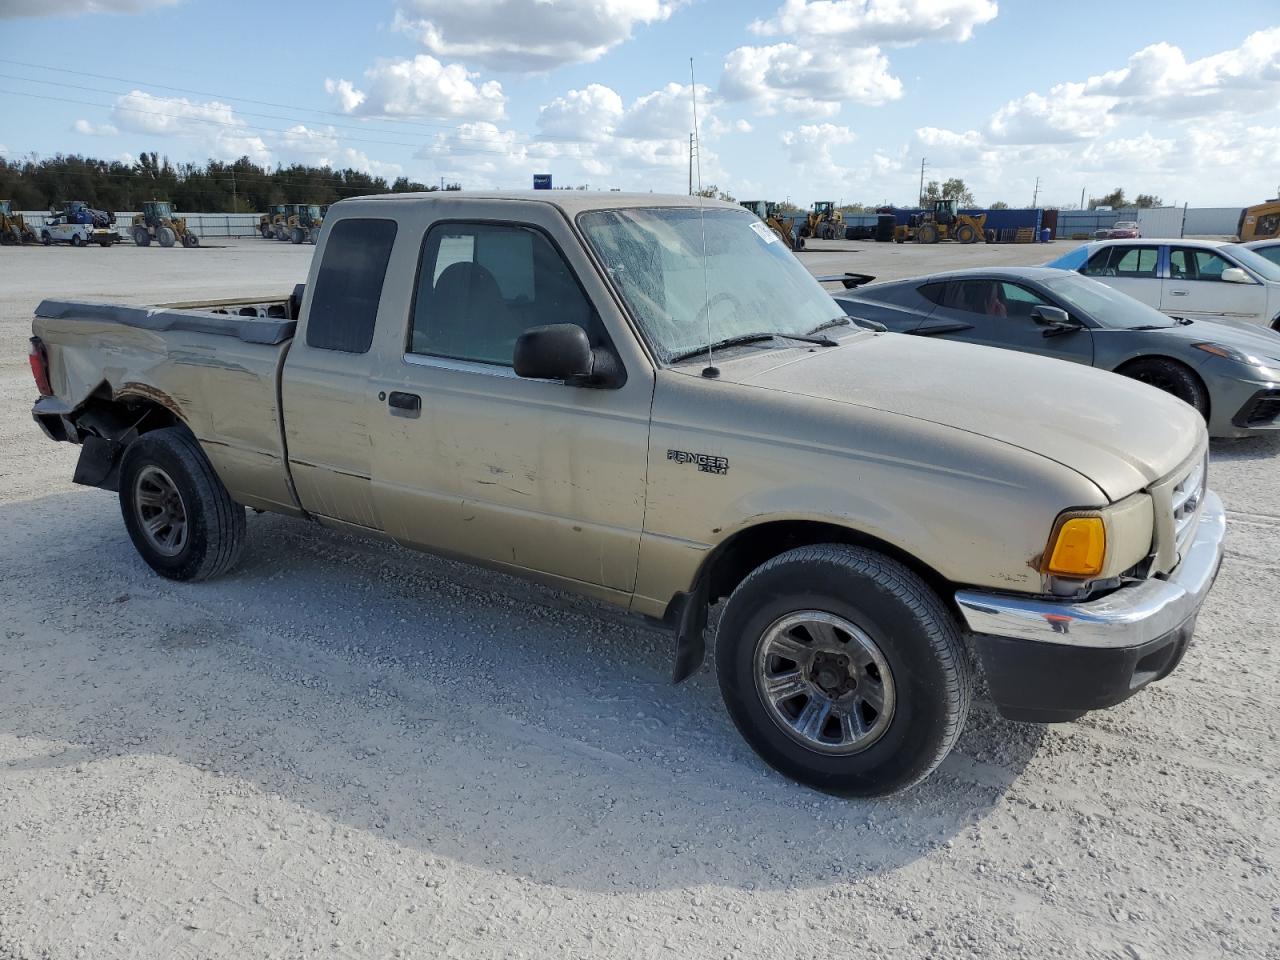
[1030,305,1071,326]
[1221,267,1252,284]
[514,324,621,387]
[1030,305,1083,338]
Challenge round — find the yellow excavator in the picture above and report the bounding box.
[894,198,987,244]
[800,201,844,240]
[739,200,803,250]
[1238,197,1280,241]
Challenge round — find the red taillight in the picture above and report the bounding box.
[28,337,52,396]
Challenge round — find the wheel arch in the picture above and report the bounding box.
[666,517,956,684]
[1112,353,1211,419]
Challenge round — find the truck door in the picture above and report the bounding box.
[367,203,652,600]
[280,216,399,530]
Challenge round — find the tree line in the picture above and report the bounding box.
[0,151,461,213]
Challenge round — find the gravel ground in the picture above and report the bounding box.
[1,238,1277,959]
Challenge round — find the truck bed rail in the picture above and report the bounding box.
[34,299,296,346]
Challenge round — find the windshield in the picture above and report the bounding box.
[307,205,322,218]
[1041,273,1175,329]
[153,203,171,217]
[1223,243,1280,282]
[578,206,841,363]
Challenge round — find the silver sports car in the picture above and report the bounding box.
[832,266,1280,438]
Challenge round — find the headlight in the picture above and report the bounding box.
[1043,493,1154,581]
[1045,516,1106,577]
[1193,342,1265,366]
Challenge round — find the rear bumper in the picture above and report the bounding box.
[955,490,1225,722]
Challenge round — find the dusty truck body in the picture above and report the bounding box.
[30,192,1225,794]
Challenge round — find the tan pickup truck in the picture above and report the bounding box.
[29,192,1225,794]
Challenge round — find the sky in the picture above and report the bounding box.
[2,0,1280,208]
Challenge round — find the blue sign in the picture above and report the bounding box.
[533,174,552,190]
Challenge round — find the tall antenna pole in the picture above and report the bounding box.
[689,58,717,379]
[1032,176,1040,207]
[689,133,694,196]
[918,157,928,207]
[1080,186,1086,210]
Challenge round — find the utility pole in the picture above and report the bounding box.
[1032,176,1040,207]
[689,133,695,196]
[1080,186,1086,210]
[230,168,236,213]
[918,157,928,207]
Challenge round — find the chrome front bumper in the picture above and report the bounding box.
[955,490,1225,650]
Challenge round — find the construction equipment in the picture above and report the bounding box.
[739,200,803,250]
[0,200,37,245]
[800,201,844,240]
[284,203,324,244]
[1238,198,1280,241]
[894,198,987,244]
[259,204,289,240]
[131,200,200,248]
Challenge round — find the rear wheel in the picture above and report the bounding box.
[157,226,177,248]
[916,224,938,244]
[41,231,52,246]
[955,223,977,244]
[70,233,84,247]
[290,226,305,244]
[1120,357,1209,418]
[715,544,970,794]
[118,428,246,582]
[133,227,151,247]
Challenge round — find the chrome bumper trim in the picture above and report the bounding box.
[955,490,1225,650]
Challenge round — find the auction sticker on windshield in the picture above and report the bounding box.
[749,220,779,244]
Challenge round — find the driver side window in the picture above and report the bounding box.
[409,222,602,365]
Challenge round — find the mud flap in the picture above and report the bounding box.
[670,577,710,683]
[72,435,124,491]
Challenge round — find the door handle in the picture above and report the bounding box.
[1169,289,1189,296]
[388,391,421,418]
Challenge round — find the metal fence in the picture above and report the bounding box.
[18,211,263,237]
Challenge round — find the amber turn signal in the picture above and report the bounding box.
[1046,516,1106,577]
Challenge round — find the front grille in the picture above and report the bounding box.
[1170,456,1206,560]
[1242,391,1280,427]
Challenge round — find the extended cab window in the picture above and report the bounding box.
[410,222,600,366]
[922,279,1046,319]
[306,218,398,353]
[1083,245,1156,278]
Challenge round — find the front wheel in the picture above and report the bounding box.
[70,233,84,247]
[118,428,246,581]
[716,544,970,794]
[1120,357,1209,418]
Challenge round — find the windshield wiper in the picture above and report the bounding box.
[1130,324,1177,331]
[668,333,778,363]
[667,330,837,364]
[807,316,853,335]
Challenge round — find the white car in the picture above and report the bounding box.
[1047,238,1280,331]
[39,218,118,248]
[1243,238,1280,269]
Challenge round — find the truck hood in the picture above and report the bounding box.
[713,333,1203,501]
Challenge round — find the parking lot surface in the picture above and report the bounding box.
[1,238,1277,959]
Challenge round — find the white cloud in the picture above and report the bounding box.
[325,55,506,120]
[734,119,753,133]
[986,81,1114,144]
[394,0,679,71]
[616,82,711,140]
[751,0,997,44]
[536,83,623,141]
[280,124,340,155]
[72,118,118,136]
[782,122,856,172]
[720,42,901,116]
[320,148,404,180]
[0,0,176,19]
[108,90,271,165]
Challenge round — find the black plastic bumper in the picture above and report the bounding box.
[972,614,1197,723]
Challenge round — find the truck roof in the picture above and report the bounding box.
[338,191,741,216]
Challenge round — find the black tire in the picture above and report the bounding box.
[133,227,151,247]
[41,231,52,246]
[955,223,977,244]
[70,233,84,247]
[716,544,970,795]
[1120,357,1209,418]
[182,233,199,248]
[118,428,246,582]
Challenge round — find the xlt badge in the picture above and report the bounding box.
[667,449,729,475]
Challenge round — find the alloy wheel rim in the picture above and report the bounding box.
[753,610,895,755]
[133,465,188,557]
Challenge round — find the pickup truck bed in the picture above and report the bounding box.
[33,292,302,516]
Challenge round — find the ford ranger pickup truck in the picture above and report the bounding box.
[29,192,1226,794]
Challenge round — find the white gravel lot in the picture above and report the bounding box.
[0,238,1277,959]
